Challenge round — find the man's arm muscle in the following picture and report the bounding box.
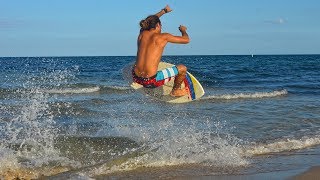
[163,33,190,44]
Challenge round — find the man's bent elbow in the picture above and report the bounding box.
[186,38,190,44]
[183,38,190,44]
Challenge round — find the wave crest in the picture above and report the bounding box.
[244,135,320,155]
[44,86,101,94]
[203,90,288,100]
[102,85,132,91]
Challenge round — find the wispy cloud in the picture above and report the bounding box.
[264,18,287,25]
[0,18,22,29]
[0,20,11,28]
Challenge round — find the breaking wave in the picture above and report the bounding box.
[244,135,320,156]
[202,90,288,100]
[44,87,101,94]
[42,85,131,94]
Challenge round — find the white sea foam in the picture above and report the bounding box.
[92,136,247,176]
[91,119,320,176]
[0,89,63,178]
[203,89,288,100]
[244,135,320,156]
[91,118,248,176]
[0,148,19,173]
[0,69,77,178]
[44,86,100,94]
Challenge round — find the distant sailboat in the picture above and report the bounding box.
[251,54,254,58]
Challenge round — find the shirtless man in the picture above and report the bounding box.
[132,5,190,97]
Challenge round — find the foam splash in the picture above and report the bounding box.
[0,88,69,178]
[89,113,320,177]
[91,118,248,176]
[90,133,320,176]
[0,65,79,179]
[203,90,288,100]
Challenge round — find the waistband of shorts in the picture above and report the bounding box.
[132,68,157,81]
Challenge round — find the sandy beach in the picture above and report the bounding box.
[292,166,320,180]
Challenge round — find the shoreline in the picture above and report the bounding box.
[1,54,320,58]
[292,166,320,180]
[1,164,320,179]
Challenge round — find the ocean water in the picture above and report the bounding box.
[0,55,319,179]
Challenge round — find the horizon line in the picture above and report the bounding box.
[1,53,320,58]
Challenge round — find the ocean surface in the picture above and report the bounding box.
[0,55,319,179]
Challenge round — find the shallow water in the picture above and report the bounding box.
[0,55,319,179]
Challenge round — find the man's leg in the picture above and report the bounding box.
[171,64,188,97]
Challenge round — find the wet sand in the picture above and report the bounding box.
[2,164,320,179]
[93,165,309,180]
[292,166,320,180]
[1,167,319,180]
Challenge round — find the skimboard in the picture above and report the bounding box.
[123,62,205,103]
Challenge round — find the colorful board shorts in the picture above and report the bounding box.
[132,66,179,88]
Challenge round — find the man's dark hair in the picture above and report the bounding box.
[140,15,161,31]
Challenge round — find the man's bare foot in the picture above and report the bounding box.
[170,88,188,97]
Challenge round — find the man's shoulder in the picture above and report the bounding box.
[160,32,172,36]
[158,32,173,39]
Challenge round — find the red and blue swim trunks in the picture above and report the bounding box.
[132,66,179,88]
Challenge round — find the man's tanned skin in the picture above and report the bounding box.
[134,5,190,97]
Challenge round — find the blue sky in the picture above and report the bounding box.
[1,0,320,56]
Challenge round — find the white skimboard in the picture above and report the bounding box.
[123,62,205,103]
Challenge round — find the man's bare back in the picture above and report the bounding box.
[134,29,166,78]
[133,5,190,97]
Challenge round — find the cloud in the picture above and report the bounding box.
[264,18,287,25]
[0,18,22,28]
[0,20,10,28]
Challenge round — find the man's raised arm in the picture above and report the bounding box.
[155,5,172,18]
[163,25,190,44]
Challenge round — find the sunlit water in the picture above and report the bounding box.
[0,55,319,179]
